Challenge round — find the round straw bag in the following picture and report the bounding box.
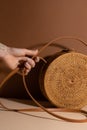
[36,37,87,110]
[39,49,87,109]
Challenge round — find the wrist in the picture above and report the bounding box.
[0,43,10,59]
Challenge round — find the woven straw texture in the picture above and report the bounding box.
[44,52,87,109]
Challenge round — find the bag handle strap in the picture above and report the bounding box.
[37,36,87,55]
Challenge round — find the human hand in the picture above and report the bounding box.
[3,47,39,75]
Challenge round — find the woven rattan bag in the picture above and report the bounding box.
[39,49,87,109]
[38,37,87,110]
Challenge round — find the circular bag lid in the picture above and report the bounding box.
[44,52,87,109]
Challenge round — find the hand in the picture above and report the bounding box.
[3,47,39,75]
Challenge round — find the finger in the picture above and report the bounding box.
[34,57,40,62]
[24,49,38,56]
[27,58,35,68]
[25,62,31,70]
[18,57,35,68]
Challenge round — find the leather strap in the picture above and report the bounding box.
[0,36,87,123]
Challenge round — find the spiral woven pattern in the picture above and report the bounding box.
[44,52,87,109]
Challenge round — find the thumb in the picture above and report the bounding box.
[25,49,38,56]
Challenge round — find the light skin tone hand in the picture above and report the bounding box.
[0,43,39,75]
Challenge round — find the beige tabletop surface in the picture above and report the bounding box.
[0,98,87,130]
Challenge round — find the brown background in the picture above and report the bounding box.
[0,0,87,97]
[0,0,87,48]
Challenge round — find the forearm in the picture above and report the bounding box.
[0,43,9,59]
